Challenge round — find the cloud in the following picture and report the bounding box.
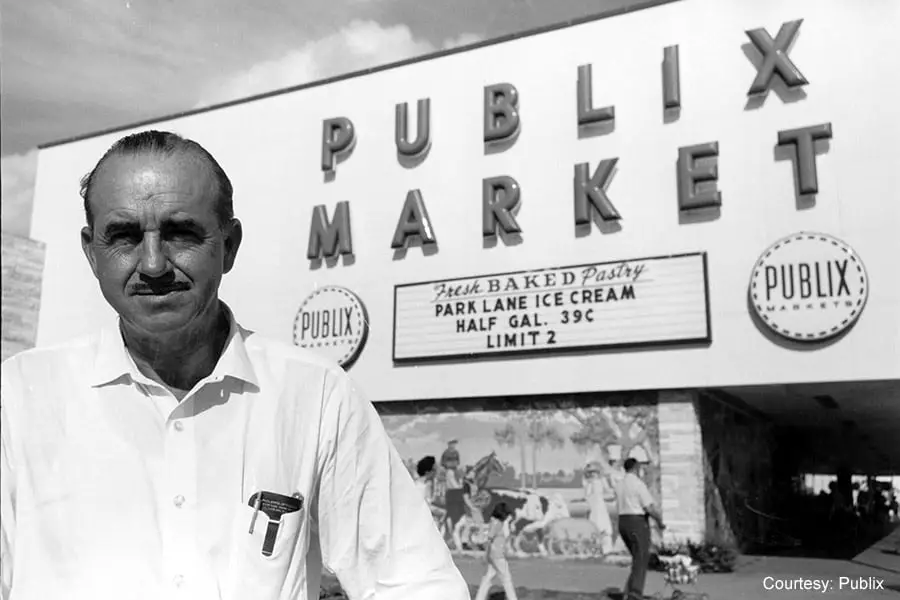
[441,32,484,50]
[0,14,481,239]
[1,150,39,237]
[194,21,481,108]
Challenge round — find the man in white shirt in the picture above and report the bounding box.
[616,458,665,600]
[0,130,470,600]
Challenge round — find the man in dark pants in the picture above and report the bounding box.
[616,458,666,600]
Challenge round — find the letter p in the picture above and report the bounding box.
[322,117,355,172]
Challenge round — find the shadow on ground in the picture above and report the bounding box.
[322,583,619,599]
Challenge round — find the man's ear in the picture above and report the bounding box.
[222,218,243,274]
[81,226,100,278]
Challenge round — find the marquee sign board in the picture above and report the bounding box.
[293,286,369,368]
[750,233,868,342]
[393,253,710,362]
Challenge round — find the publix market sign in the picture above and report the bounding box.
[305,18,834,262]
[750,233,868,342]
[293,286,369,367]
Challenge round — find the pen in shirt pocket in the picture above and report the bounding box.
[247,491,304,556]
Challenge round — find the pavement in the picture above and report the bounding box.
[321,527,900,599]
[452,526,900,599]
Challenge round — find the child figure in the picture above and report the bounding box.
[474,502,518,600]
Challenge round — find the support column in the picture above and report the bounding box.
[658,390,706,542]
[1,234,46,361]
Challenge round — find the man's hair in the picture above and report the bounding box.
[416,456,436,477]
[491,502,511,521]
[79,130,234,227]
[623,458,639,472]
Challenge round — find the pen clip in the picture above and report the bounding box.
[248,492,262,534]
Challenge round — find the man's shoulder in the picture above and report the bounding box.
[1,333,99,378]
[240,327,346,377]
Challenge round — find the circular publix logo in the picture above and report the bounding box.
[293,286,369,368]
[749,232,868,342]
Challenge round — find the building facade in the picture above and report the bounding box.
[24,0,900,558]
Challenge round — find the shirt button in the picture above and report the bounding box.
[173,421,184,432]
[173,574,185,587]
[173,495,186,508]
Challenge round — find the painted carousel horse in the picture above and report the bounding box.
[442,452,505,550]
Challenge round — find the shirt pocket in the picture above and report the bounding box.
[224,502,307,599]
[237,503,305,561]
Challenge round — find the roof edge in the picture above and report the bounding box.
[38,0,680,150]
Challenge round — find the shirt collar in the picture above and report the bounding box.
[90,303,260,389]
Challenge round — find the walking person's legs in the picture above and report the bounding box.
[474,564,497,600]
[493,557,518,600]
[628,518,651,599]
[618,515,650,600]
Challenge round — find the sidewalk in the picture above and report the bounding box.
[319,531,900,599]
[853,522,900,575]
[453,550,900,599]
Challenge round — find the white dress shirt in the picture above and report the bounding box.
[616,472,655,517]
[0,311,469,600]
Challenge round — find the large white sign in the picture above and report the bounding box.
[393,253,710,362]
[28,0,900,401]
[750,233,868,342]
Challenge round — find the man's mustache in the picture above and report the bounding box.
[130,280,191,294]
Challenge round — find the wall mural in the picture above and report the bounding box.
[378,394,660,560]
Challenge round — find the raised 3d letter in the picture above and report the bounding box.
[577,64,615,128]
[574,159,621,224]
[484,84,520,143]
[777,123,832,195]
[395,99,431,157]
[391,189,437,249]
[662,46,681,110]
[482,176,522,236]
[746,19,808,96]
[307,201,352,259]
[321,117,355,172]
[678,142,721,211]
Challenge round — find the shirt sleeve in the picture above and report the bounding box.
[1,378,16,600]
[638,479,655,512]
[314,369,469,600]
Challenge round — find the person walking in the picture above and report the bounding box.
[616,458,665,600]
[474,502,518,600]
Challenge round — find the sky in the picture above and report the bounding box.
[0,0,647,237]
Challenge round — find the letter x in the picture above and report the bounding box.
[746,19,808,96]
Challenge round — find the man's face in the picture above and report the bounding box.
[81,152,241,336]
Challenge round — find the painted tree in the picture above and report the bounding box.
[526,413,566,487]
[568,402,659,466]
[494,409,567,488]
[494,421,527,488]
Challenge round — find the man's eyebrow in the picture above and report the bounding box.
[98,217,208,238]
[100,220,140,236]
[161,217,206,231]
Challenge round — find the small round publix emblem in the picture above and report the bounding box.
[749,232,868,342]
[293,286,369,368]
